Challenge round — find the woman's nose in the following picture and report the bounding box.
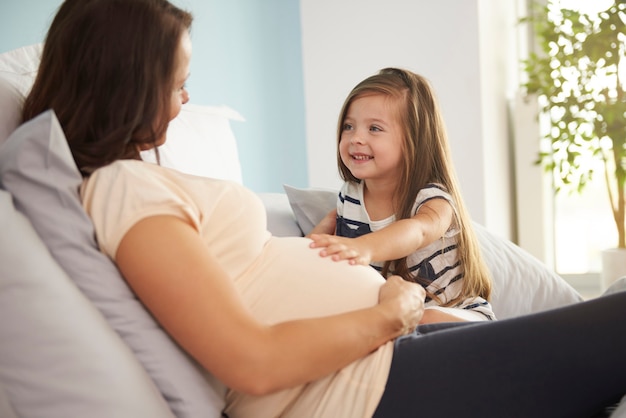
[182,89,190,105]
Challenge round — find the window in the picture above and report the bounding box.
[518,0,621,296]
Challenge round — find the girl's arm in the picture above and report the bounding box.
[309,198,454,265]
[420,306,490,323]
[115,215,424,396]
[306,208,337,237]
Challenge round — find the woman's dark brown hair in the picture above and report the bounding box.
[22,0,193,175]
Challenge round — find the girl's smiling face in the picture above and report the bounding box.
[339,93,405,187]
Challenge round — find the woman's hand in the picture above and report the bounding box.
[377,275,425,337]
[309,234,373,266]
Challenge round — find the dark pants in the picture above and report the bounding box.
[373,291,626,418]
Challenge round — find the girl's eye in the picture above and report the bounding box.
[342,123,353,131]
[370,125,382,132]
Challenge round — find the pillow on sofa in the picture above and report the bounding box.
[0,44,42,145]
[140,103,245,184]
[0,189,173,418]
[603,276,626,296]
[257,192,306,237]
[283,185,583,319]
[0,77,26,145]
[0,386,17,418]
[0,43,41,97]
[283,184,338,235]
[0,111,225,418]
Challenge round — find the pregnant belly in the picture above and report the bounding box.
[234,236,386,324]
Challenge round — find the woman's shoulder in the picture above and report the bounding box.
[83,160,179,206]
[94,159,161,177]
[88,159,190,187]
[87,159,149,183]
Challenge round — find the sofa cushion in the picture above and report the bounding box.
[0,111,225,418]
[140,103,244,184]
[283,184,584,319]
[0,189,173,418]
[257,192,304,237]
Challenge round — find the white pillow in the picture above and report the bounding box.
[141,104,245,184]
[603,276,626,296]
[0,44,42,145]
[0,43,41,96]
[283,184,583,319]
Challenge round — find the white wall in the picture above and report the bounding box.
[0,0,309,195]
[300,0,521,239]
[477,0,522,239]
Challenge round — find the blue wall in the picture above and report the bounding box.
[0,0,308,192]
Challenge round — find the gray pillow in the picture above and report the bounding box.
[0,111,225,418]
[603,277,626,296]
[0,189,173,418]
[283,184,583,319]
[0,375,18,418]
[257,192,303,237]
[283,184,337,235]
[610,395,626,418]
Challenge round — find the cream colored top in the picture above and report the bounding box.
[81,160,393,418]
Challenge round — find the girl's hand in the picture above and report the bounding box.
[309,234,373,266]
[378,275,425,336]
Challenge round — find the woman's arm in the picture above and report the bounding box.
[116,215,424,396]
[309,198,454,265]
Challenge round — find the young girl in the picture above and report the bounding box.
[310,68,494,322]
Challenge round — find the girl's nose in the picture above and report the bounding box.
[182,89,190,105]
[350,131,364,144]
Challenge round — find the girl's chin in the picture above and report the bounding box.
[347,167,370,179]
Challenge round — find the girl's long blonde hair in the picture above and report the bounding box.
[336,68,492,305]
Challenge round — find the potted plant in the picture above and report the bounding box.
[521,0,626,288]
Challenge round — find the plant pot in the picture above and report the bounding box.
[601,248,626,292]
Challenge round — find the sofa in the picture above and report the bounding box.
[0,44,623,418]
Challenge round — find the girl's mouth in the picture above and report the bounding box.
[351,154,373,161]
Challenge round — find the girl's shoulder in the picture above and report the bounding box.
[338,181,363,204]
[415,183,452,204]
[339,180,361,193]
